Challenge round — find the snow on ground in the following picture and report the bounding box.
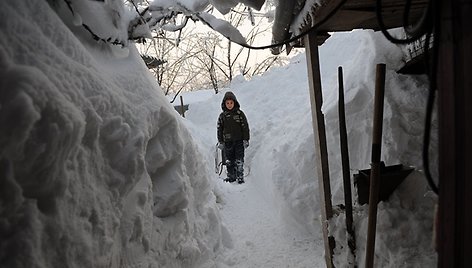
[183,30,437,267]
[1,0,438,267]
[215,181,325,267]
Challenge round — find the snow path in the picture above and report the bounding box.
[216,174,326,267]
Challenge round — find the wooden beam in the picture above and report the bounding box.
[338,66,356,261]
[365,64,386,268]
[342,0,427,9]
[297,0,428,33]
[317,7,427,32]
[437,0,472,267]
[304,31,334,267]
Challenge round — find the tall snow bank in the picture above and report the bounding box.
[0,1,226,267]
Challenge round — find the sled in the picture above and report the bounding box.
[214,143,250,177]
[214,143,225,175]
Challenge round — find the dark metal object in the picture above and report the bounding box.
[354,163,414,205]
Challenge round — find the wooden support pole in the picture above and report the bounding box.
[338,66,356,260]
[180,95,185,118]
[365,64,386,268]
[437,0,472,266]
[304,31,334,267]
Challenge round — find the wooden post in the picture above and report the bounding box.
[338,66,356,260]
[304,31,334,267]
[365,64,386,268]
[180,95,185,118]
[437,0,472,266]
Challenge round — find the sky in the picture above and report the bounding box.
[0,0,437,267]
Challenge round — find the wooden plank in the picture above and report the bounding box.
[304,31,334,268]
[365,64,386,268]
[342,0,427,9]
[300,0,428,32]
[318,10,376,31]
[317,7,427,32]
[437,0,472,266]
[338,66,356,260]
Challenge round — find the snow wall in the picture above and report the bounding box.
[0,1,227,267]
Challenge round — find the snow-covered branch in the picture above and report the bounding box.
[54,0,265,48]
[128,1,249,46]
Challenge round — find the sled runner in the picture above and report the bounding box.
[214,143,250,178]
[214,143,226,175]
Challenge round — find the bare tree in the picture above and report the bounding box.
[181,32,222,93]
[137,28,205,95]
[134,2,292,96]
[184,5,278,89]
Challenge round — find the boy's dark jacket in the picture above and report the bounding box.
[217,91,250,143]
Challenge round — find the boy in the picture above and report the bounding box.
[217,91,250,184]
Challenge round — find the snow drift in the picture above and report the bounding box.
[0,1,226,267]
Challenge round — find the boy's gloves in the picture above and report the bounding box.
[217,142,224,150]
[243,140,249,149]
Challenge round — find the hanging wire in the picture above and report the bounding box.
[422,35,439,194]
[196,0,348,50]
[376,0,433,44]
[376,0,439,194]
[422,0,440,195]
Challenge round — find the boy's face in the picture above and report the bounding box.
[225,99,234,110]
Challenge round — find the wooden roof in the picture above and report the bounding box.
[312,0,428,31]
[271,0,429,53]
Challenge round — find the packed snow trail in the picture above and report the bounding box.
[183,77,329,267]
[215,175,325,267]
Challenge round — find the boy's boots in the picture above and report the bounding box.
[224,160,244,183]
[224,177,236,182]
[236,160,244,184]
[224,160,236,182]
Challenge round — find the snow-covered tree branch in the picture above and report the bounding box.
[52,0,269,48]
